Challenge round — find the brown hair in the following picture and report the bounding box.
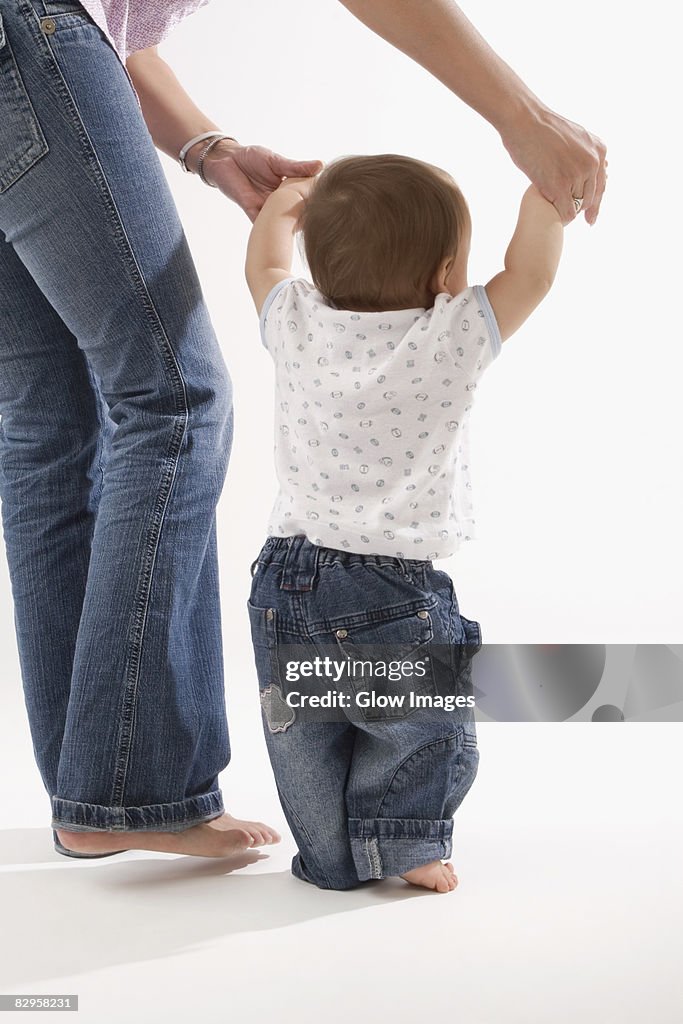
[297,154,470,312]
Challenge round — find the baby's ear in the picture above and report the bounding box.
[429,257,451,296]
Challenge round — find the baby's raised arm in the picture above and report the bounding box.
[484,185,564,343]
[245,176,317,316]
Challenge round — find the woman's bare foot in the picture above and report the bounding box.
[206,813,281,847]
[56,811,280,858]
[400,860,458,893]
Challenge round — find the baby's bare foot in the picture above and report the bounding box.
[56,811,279,858]
[400,860,458,893]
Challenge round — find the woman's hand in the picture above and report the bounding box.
[201,140,323,221]
[499,107,608,226]
[336,1,607,225]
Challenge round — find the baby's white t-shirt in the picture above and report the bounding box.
[259,277,502,560]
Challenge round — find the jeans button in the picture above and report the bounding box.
[335,628,348,639]
[41,17,57,35]
[417,610,429,619]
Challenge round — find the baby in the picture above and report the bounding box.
[244,154,564,891]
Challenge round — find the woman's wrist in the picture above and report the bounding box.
[183,136,240,177]
[493,88,547,147]
[197,138,242,185]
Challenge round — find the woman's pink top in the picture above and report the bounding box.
[78,0,209,61]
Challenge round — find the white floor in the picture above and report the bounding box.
[1,682,682,1023]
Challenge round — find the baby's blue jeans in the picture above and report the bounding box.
[248,534,481,890]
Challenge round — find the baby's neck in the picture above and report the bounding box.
[329,292,436,313]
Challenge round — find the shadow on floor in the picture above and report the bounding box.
[0,828,422,987]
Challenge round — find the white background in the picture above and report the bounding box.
[160,0,683,645]
[1,2,682,1021]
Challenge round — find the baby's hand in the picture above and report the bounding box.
[276,174,319,201]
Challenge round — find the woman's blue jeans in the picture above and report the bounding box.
[0,1,233,831]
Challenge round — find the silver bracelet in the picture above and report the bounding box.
[178,131,238,173]
[197,135,236,187]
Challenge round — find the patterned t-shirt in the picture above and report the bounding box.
[78,0,209,61]
[260,277,502,560]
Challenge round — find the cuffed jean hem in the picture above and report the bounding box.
[290,852,369,891]
[51,789,225,832]
[349,817,454,881]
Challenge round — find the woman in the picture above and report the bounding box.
[0,0,606,859]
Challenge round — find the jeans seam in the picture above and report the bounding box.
[22,10,191,806]
[83,361,106,505]
[374,732,462,819]
[304,595,438,636]
[51,794,225,831]
[275,787,334,889]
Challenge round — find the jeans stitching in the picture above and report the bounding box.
[276,787,334,889]
[303,595,438,635]
[366,837,382,879]
[374,732,464,819]
[0,12,49,193]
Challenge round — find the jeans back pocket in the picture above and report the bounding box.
[333,604,437,722]
[0,12,49,194]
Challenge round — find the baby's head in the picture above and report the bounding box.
[298,154,471,312]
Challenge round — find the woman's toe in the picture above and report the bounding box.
[436,872,451,893]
